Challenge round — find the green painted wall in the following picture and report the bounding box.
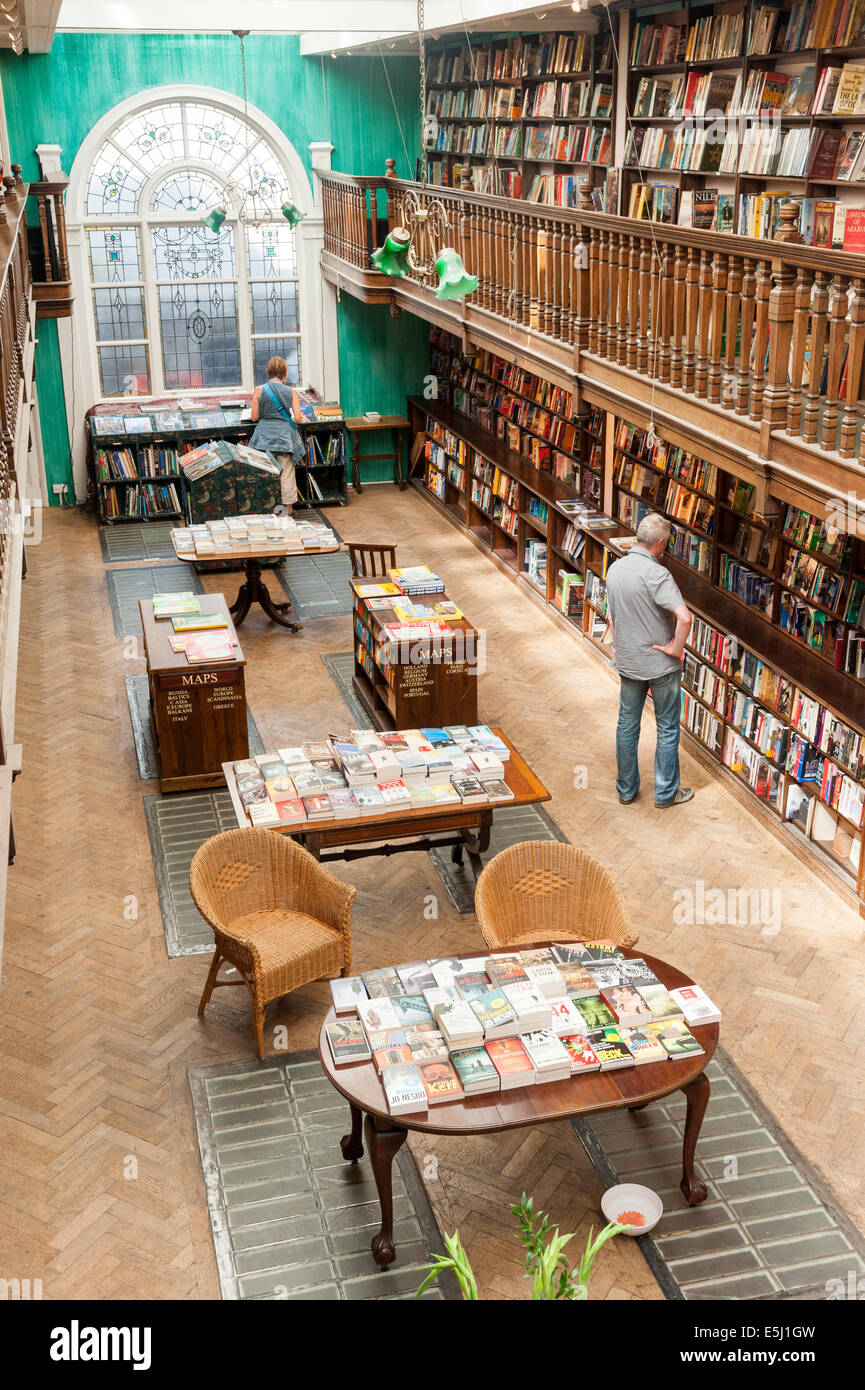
[336,297,430,482]
[0,33,422,495]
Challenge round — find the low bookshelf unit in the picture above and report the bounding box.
[351,576,479,732]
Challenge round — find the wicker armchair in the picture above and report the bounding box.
[474,841,637,951]
[190,829,356,1059]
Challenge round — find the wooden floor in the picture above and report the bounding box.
[1,489,863,1302]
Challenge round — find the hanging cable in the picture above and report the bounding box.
[377,43,414,178]
[601,0,664,444]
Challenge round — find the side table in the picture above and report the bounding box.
[345,416,409,493]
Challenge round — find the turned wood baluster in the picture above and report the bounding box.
[735,258,756,415]
[682,246,700,394]
[723,256,742,410]
[613,233,626,362]
[494,207,507,317]
[549,223,562,340]
[707,252,728,405]
[763,256,798,440]
[750,259,772,422]
[786,265,812,438]
[53,192,70,282]
[840,277,865,459]
[354,186,364,266]
[503,208,517,322]
[516,213,530,326]
[601,231,617,359]
[670,243,688,389]
[485,203,496,311]
[694,249,713,399]
[656,245,672,383]
[587,224,600,355]
[624,234,639,369]
[803,271,830,444]
[537,225,550,335]
[616,232,631,367]
[528,217,540,332]
[820,274,849,453]
[36,195,53,283]
[636,238,651,376]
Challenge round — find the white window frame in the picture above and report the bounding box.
[60,85,338,499]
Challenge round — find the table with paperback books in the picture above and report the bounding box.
[319,939,720,1266]
[140,591,248,793]
[222,724,549,873]
[352,566,479,731]
[170,514,341,632]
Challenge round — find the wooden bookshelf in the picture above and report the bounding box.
[425,27,617,207]
[608,418,865,685]
[621,0,865,241]
[584,526,865,891]
[87,401,252,525]
[410,331,865,904]
[430,327,603,506]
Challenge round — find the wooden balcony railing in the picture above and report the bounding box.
[320,169,865,492]
[27,177,73,319]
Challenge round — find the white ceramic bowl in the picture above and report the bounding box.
[601,1183,663,1235]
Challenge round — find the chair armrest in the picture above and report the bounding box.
[298,861,356,937]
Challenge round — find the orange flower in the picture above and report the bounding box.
[617,1209,646,1227]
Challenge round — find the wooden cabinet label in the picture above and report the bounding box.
[157,669,242,690]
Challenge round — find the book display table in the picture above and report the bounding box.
[351,575,479,731]
[139,595,248,794]
[345,415,409,493]
[171,525,342,632]
[319,946,718,1268]
[222,727,550,875]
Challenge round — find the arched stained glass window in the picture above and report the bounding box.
[83,98,302,397]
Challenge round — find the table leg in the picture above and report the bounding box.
[394,428,405,490]
[460,811,493,878]
[258,575,303,632]
[229,579,253,626]
[680,1071,710,1206]
[364,1111,407,1268]
[340,1102,364,1163]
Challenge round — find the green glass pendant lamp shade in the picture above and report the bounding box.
[435,247,478,301]
[281,202,306,227]
[371,227,411,276]
[200,205,227,233]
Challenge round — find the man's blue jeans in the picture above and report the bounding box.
[616,668,682,806]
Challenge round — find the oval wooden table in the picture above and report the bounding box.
[318,948,718,1268]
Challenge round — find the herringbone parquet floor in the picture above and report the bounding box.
[1,492,862,1301]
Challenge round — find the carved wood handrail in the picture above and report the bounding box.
[319,170,865,474]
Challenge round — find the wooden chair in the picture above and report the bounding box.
[474,840,638,951]
[347,542,397,577]
[190,828,356,1059]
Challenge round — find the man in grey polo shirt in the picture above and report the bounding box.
[605,513,694,808]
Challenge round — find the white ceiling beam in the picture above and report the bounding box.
[23,0,63,52]
[55,0,423,33]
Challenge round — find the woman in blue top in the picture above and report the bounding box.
[249,356,305,512]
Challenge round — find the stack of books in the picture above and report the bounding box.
[231,726,514,827]
[325,943,719,1116]
[171,514,337,558]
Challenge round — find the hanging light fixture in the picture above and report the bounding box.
[371,0,478,301]
[200,30,306,230]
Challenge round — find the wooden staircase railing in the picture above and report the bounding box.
[319,169,865,489]
[28,176,73,319]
